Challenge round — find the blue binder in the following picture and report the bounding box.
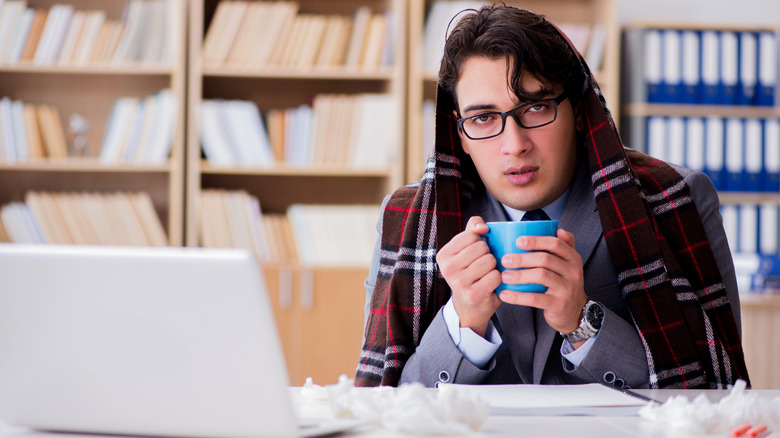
[742,118,762,192]
[701,31,722,105]
[681,30,702,104]
[739,31,759,106]
[764,119,780,192]
[644,29,664,103]
[720,31,740,105]
[758,32,777,107]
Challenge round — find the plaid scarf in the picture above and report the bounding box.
[356,23,749,390]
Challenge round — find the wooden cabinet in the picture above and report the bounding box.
[264,264,367,386]
[0,0,187,245]
[740,294,780,389]
[405,0,620,181]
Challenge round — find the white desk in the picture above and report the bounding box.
[0,389,777,438]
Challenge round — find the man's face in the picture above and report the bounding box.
[455,56,580,211]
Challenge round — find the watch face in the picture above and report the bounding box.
[586,302,604,330]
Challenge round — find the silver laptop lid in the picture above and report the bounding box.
[0,244,298,438]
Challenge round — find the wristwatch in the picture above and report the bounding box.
[560,300,604,343]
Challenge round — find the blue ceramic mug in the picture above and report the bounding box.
[484,220,558,293]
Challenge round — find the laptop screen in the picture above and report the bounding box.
[0,244,299,438]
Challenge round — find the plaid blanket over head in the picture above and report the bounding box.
[356,20,749,390]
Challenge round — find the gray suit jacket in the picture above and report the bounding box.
[365,161,740,389]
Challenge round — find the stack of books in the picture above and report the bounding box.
[200,94,399,169]
[0,0,178,67]
[0,97,67,162]
[0,191,168,245]
[197,189,378,266]
[201,1,395,71]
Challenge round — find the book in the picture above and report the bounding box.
[0,0,27,63]
[3,4,34,64]
[56,10,85,64]
[111,0,145,64]
[36,105,68,159]
[20,8,47,62]
[343,6,371,68]
[128,192,168,246]
[360,13,386,70]
[224,1,265,68]
[71,10,105,65]
[22,103,44,159]
[263,1,299,67]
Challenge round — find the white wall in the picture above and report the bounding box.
[617,0,780,27]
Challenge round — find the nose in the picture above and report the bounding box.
[498,115,532,155]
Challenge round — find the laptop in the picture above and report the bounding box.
[0,244,361,438]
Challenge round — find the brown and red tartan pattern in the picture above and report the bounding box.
[355,16,749,389]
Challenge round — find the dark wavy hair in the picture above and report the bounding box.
[439,4,586,113]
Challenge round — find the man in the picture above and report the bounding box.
[357,5,749,389]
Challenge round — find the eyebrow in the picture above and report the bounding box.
[460,88,557,115]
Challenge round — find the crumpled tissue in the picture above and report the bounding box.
[300,375,490,435]
[638,379,780,434]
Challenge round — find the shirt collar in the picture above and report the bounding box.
[501,186,571,222]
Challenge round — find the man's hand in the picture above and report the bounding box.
[496,229,588,342]
[436,216,502,337]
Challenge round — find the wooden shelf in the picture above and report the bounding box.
[201,161,392,177]
[202,66,395,80]
[625,103,780,119]
[0,64,175,76]
[0,159,174,173]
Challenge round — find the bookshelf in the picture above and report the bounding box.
[186,0,407,244]
[187,0,407,384]
[405,0,621,181]
[621,23,780,256]
[0,0,187,245]
[622,23,780,389]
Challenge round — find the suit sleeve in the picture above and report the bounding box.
[398,307,496,387]
[682,169,741,334]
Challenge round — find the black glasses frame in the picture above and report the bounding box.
[456,92,568,140]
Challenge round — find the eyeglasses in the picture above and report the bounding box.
[457,92,568,140]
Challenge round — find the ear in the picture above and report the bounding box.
[574,101,586,132]
[454,110,472,155]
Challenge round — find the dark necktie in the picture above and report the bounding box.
[522,208,550,221]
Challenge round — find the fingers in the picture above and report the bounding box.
[512,229,576,261]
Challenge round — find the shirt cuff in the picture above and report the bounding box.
[442,298,502,368]
[560,334,598,367]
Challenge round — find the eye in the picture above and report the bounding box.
[467,113,500,126]
[521,100,554,115]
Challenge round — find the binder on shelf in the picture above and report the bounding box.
[759,203,779,255]
[757,31,777,107]
[646,116,667,162]
[743,118,763,192]
[667,116,685,167]
[720,31,739,105]
[684,117,706,174]
[738,203,759,254]
[643,28,663,103]
[704,116,725,190]
[720,203,739,254]
[681,30,701,104]
[700,30,722,105]
[662,29,682,103]
[764,118,780,192]
[738,31,758,106]
[724,117,744,191]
